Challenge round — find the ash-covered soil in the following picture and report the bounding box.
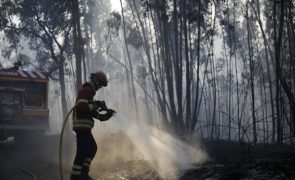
[0,132,294,180]
[0,131,162,180]
[180,139,295,180]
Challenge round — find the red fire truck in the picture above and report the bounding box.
[0,67,49,132]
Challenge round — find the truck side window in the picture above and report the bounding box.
[24,90,44,108]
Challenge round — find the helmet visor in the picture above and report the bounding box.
[100,80,108,86]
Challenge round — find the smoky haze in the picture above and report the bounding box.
[117,113,208,178]
[46,76,208,179]
[77,84,208,179]
[90,112,208,179]
[1,0,295,179]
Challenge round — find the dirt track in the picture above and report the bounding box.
[0,132,161,180]
[1,132,295,180]
[0,133,67,180]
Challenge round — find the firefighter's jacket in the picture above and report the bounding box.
[73,82,99,131]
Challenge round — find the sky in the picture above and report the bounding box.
[110,0,122,11]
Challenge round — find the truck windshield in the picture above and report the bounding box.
[24,89,44,107]
[0,80,47,109]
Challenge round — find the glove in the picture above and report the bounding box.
[95,100,108,111]
[98,108,116,121]
[107,109,116,116]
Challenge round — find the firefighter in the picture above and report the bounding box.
[70,70,115,180]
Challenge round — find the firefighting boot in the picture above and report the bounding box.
[86,175,95,180]
[70,174,83,180]
[80,173,95,180]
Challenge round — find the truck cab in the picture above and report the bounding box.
[0,67,49,133]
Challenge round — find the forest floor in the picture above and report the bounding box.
[0,132,294,180]
[180,139,295,179]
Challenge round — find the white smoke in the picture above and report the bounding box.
[114,113,208,179]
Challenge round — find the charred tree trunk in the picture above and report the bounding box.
[191,0,202,134]
[72,0,83,91]
[233,1,241,141]
[248,1,276,143]
[226,0,233,141]
[183,0,191,136]
[173,0,184,133]
[246,4,257,143]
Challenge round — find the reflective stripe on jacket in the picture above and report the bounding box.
[73,99,95,129]
[73,83,99,131]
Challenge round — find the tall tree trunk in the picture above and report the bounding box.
[274,0,282,144]
[173,0,184,134]
[259,57,267,143]
[275,0,295,138]
[192,0,201,134]
[59,59,68,118]
[156,3,178,132]
[248,1,276,142]
[210,3,217,139]
[149,10,170,127]
[234,1,241,141]
[183,0,191,136]
[287,4,295,136]
[121,0,139,120]
[226,0,232,141]
[72,0,82,91]
[247,4,257,143]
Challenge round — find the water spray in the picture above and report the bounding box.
[114,113,208,179]
[59,102,207,180]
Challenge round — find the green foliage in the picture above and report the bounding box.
[126,26,142,49]
[106,11,122,37]
[0,0,72,72]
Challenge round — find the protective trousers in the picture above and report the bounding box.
[71,130,97,179]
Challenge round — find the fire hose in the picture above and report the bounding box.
[59,103,76,180]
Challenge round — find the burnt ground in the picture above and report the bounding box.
[180,139,295,180]
[0,131,162,180]
[0,132,294,180]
